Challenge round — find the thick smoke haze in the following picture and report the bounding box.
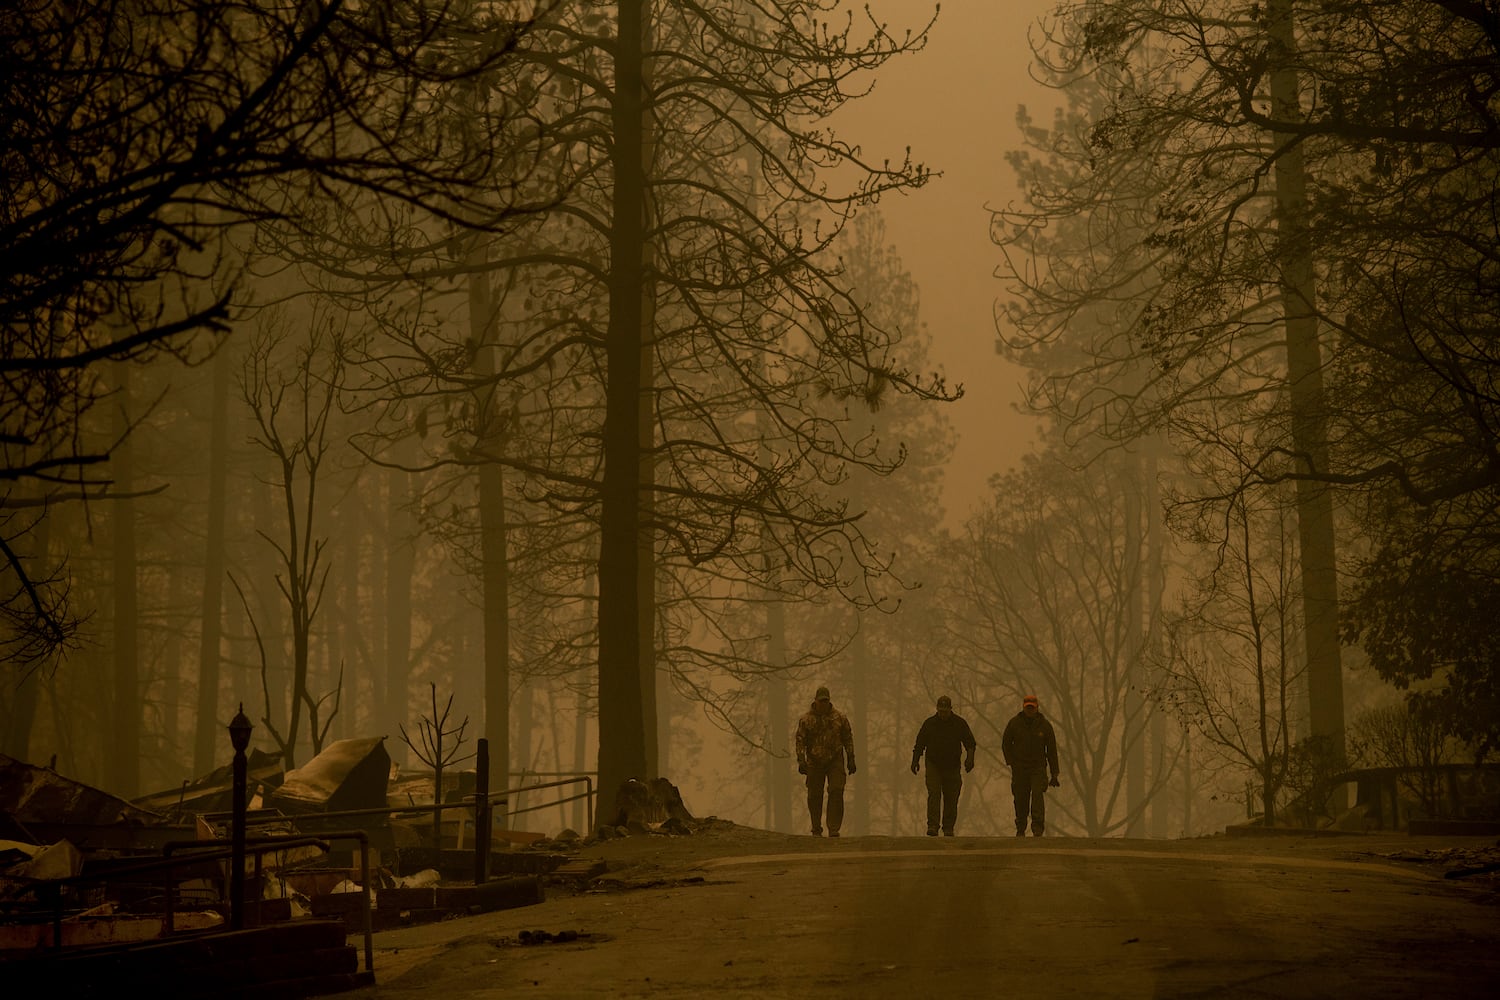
[837,1,1059,522]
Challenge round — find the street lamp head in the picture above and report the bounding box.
[228,702,253,752]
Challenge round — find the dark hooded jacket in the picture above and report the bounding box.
[911,713,977,771]
[1002,710,1059,775]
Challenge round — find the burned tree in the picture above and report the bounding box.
[400,683,473,848]
[0,0,549,670]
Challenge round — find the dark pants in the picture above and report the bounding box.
[806,760,847,835]
[1012,764,1049,834]
[924,764,963,835]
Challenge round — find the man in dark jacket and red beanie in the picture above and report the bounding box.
[910,695,977,836]
[795,685,856,837]
[1002,694,1060,836]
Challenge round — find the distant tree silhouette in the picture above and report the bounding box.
[0,0,549,668]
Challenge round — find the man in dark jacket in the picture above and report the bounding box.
[910,695,977,836]
[1001,694,1060,836]
[794,685,856,837]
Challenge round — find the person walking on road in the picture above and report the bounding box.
[795,685,856,837]
[1002,694,1060,836]
[910,695,977,837]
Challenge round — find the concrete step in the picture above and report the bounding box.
[0,919,368,999]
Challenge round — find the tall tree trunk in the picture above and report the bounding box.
[318,502,346,750]
[767,598,790,833]
[517,678,534,774]
[1268,0,1345,763]
[3,665,42,763]
[194,342,232,775]
[655,624,671,778]
[111,364,140,797]
[515,678,534,819]
[331,498,358,745]
[282,455,311,769]
[161,568,185,784]
[250,462,291,756]
[1146,443,1171,838]
[1182,733,1193,835]
[287,599,307,768]
[850,623,870,836]
[469,252,512,825]
[574,678,590,832]
[385,459,415,764]
[638,157,659,780]
[892,636,907,836]
[636,0,661,781]
[596,0,651,813]
[1123,460,1145,836]
[576,568,595,832]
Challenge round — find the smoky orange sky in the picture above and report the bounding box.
[836,1,1063,527]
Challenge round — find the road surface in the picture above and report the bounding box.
[348,833,1500,999]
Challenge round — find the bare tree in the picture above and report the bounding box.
[1350,699,1468,821]
[0,0,550,668]
[236,314,347,767]
[1158,486,1306,827]
[400,683,472,849]
[998,0,1500,769]
[941,442,1176,837]
[326,3,954,816]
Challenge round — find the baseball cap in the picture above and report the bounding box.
[1023,694,1039,708]
[936,695,952,710]
[815,686,831,701]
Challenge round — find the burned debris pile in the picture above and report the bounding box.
[0,738,576,995]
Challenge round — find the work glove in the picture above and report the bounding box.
[910,761,920,775]
[847,758,857,775]
[798,762,807,775]
[1049,775,1061,788]
[964,756,974,773]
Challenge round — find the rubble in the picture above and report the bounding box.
[591,775,710,842]
[269,738,391,815]
[0,753,164,830]
[131,748,285,819]
[0,741,574,968]
[1375,843,1500,881]
[512,928,593,945]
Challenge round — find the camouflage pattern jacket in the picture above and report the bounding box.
[795,703,855,770]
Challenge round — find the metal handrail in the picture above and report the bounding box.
[24,833,360,959]
[21,843,260,948]
[201,774,596,835]
[492,775,595,832]
[168,830,374,973]
[509,788,592,818]
[161,835,332,935]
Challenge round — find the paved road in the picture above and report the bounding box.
[350,837,1500,999]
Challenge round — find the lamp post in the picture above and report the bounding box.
[228,703,252,930]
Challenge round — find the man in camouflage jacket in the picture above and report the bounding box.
[795,685,856,837]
